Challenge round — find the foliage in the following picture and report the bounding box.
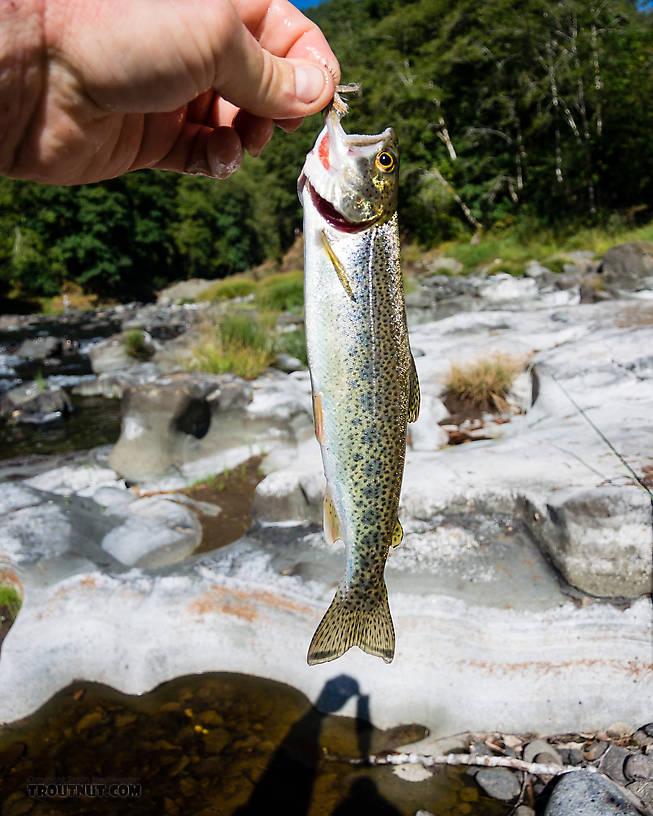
[445,353,522,411]
[0,0,651,303]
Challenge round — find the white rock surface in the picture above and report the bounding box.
[0,289,651,743]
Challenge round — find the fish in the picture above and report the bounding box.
[298,88,420,665]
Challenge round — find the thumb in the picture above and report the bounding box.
[215,19,336,120]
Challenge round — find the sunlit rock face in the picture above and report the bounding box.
[108,371,312,487]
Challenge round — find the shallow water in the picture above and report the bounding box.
[0,395,122,461]
[0,674,508,816]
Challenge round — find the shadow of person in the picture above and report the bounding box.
[330,777,402,816]
[234,675,360,816]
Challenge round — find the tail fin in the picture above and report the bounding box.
[307,583,395,665]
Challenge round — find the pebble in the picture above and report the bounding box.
[514,807,535,816]
[600,745,631,785]
[633,724,653,748]
[544,770,638,815]
[523,739,563,765]
[624,753,653,781]
[474,768,521,801]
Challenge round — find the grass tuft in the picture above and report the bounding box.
[255,270,304,312]
[0,585,22,620]
[123,329,152,360]
[445,353,522,412]
[198,276,256,302]
[189,312,275,380]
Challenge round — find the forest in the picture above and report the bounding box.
[0,0,651,301]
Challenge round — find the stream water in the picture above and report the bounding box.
[0,674,508,816]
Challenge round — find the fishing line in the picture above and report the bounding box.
[536,363,653,501]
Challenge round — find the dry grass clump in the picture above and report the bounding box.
[444,353,522,413]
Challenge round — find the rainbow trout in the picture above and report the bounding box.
[299,90,419,665]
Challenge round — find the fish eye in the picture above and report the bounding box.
[375,151,395,173]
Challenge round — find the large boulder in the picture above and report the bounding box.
[109,373,252,483]
[600,242,653,293]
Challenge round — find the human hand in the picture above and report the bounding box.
[0,0,340,185]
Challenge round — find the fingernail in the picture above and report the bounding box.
[294,63,327,104]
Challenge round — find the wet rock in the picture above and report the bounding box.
[531,486,652,598]
[544,769,638,815]
[0,382,72,423]
[514,808,535,816]
[474,767,521,801]
[600,242,653,293]
[16,336,60,361]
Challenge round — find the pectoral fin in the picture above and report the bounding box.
[408,354,420,423]
[321,230,356,301]
[323,488,342,546]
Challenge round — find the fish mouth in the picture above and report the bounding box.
[307,182,376,233]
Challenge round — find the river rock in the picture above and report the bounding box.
[101,497,202,568]
[72,363,161,399]
[0,382,72,423]
[479,274,538,303]
[157,278,215,305]
[600,242,653,293]
[16,336,61,361]
[108,370,312,486]
[544,770,638,815]
[88,336,132,374]
[474,768,521,801]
